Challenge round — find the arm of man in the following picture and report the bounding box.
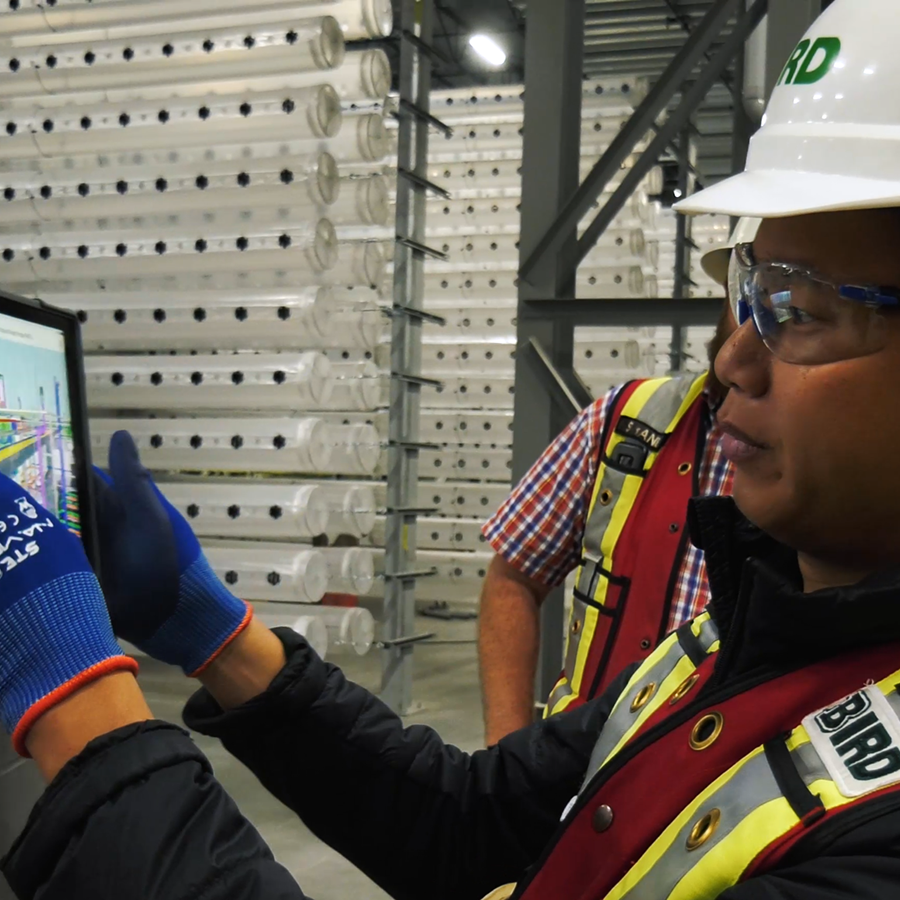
[7,674,306,900]
[479,390,619,745]
[186,623,641,900]
[478,555,551,745]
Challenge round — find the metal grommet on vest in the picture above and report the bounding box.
[599,489,614,506]
[669,672,700,705]
[690,712,724,751]
[677,462,692,475]
[686,808,721,851]
[630,682,656,712]
[571,619,582,635]
[592,804,614,833]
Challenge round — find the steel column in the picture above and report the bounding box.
[382,0,440,715]
[513,0,585,704]
[671,122,698,370]
[519,0,739,286]
[764,0,822,98]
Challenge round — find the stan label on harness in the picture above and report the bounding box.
[803,686,900,798]
[614,416,668,453]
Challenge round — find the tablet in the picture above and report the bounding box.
[0,290,97,564]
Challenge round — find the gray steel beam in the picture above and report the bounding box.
[575,0,767,266]
[381,0,437,715]
[519,0,738,286]
[764,0,822,98]
[513,0,585,705]
[520,298,725,327]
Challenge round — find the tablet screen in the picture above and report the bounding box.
[0,311,80,537]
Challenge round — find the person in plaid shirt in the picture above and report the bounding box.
[478,235,750,746]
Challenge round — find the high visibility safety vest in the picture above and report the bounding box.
[547,373,710,716]
[489,615,900,900]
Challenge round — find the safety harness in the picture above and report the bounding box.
[547,373,710,714]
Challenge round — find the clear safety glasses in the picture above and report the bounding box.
[728,242,900,365]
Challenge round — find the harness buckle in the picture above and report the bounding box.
[609,437,649,475]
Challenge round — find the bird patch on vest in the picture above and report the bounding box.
[803,686,900,798]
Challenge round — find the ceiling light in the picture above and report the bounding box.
[469,34,507,67]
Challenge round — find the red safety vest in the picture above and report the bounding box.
[495,615,900,900]
[547,374,713,715]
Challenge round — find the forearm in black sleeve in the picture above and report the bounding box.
[184,628,639,900]
[1,721,307,900]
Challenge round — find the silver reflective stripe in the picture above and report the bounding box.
[577,465,629,594]
[792,741,830,788]
[548,594,591,710]
[697,616,719,653]
[577,374,700,595]
[580,637,687,792]
[618,750,782,900]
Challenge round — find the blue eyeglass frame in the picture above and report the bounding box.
[733,242,900,317]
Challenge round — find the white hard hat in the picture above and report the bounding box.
[677,0,900,218]
[700,217,761,285]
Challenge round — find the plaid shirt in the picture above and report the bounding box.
[483,383,734,633]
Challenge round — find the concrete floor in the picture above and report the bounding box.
[140,616,483,900]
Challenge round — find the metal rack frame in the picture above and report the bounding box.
[382,0,450,715]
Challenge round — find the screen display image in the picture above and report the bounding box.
[0,311,80,537]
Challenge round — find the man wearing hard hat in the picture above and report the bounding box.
[9,2,900,898]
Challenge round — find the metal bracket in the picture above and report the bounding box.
[383,567,439,581]
[394,98,453,138]
[377,632,437,649]
[393,372,443,388]
[389,304,446,325]
[388,439,442,451]
[398,166,451,199]
[386,506,438,515]
[400,29,449,65]
[395,236,449,261]
[527,336,594,415]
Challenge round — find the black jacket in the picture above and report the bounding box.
[6,497,900,900]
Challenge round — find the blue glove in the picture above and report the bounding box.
[0,474,137,756]
[92,430,250,676]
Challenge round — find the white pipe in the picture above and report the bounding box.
[317,547,375,595]
[302,604,374,654]
[203,541,328,603]
[73,288,333,352]
[313,482,377,538]
[90,416,376,475]
[1,19,344,99]
[256,611,329,658]
[315,241,386,287]
[0,87,342,163]
[304,301,384,350]
[327,174,390,226]
[0,156,339,230]
[0,0,391,41]
[319,360,382,411]
[86,352,333,412]
[0,220,338,284]
[159,481,329,538]
[325,113,389,163]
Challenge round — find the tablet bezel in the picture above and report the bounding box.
[0,289,99,569]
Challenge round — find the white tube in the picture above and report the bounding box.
[1,19,344,99]
[0,87,342,163]
[86,352,333,412]
[0,0,389,40]
[325,113,389,163]
[72,287,333,353]
[255,612,329,658]
[319,422,381,475]
[327,174,390,226]
[91,416,364,475]
[301,604,374,654]
[315,241,386,287]
[317,547,375,595]
[0,219,338,285]
[303,301,384,350]
[314,482,377,538]
[203,542,328,603]
[319,360,382,411]
[0,155,339,228]
[159,481,329,538]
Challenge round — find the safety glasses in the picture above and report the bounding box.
[728,242,900,365]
